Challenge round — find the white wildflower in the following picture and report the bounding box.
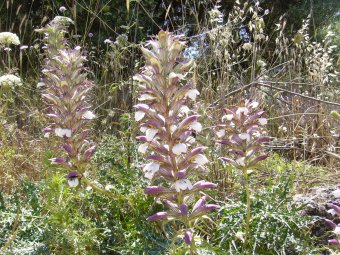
[222,114,234,121]
[194,154,209,165]
[258,118,267,125]
[0,74,22,87]
[143,162,160,179]
[55,128,72,138]
[239,133,250,141]
[332,189,340,199]
[52,16,74,26]
[145,128,158,141]
[190,122,202,133]
[0,32,20,46]
[174,179,193,192]
[135,111,145,121]
[138,143,148,154]
[242,42,252,51]
[185,89,200,101]
[236,157,246,167]
[59,6,67,12]
[236,107,249,116]
[216,129,225,138]
[172,143,187,155]
[334,226,340,235]
[82,111,96,120]
[68,178,79,188]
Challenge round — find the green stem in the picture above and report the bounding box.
[81,176,125,201]
[243,168,251,248]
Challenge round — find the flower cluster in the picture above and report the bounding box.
[134,31,219,246]
[325,185,340,246]
[216,100,269,170]
[0,32,20,46]
[216,99,269,244]
[0,74,22,87]
[38,17,95,187]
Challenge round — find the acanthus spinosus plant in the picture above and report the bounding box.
[37,17,105,192]
[325,184,340,247]
[215,99,270,246]
[134,31,219,252]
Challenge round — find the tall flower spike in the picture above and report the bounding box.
[216,99,270,246]
[135,31,219,250]
[37,17,96,186]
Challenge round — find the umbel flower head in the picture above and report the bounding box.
[216,99,270,170]
[0,74,22,87]
[134,30,219,246]
[0,32,20,46]
[38,17,96,187]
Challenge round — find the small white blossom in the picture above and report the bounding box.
[185,89,200,101]
[52,16,74,26]
[0,32,20,46]
[55,128,72,138]
[334,226,340,235]
[190,122,202,133]
[222,114,234,121]
[258,118,267,125]
[249,102,259,108]
[242,42,252,51]
[145,128,158,141]
[143,162,160,179]
[236,107,249,116]
[332,189,340,199]
[170,125,177,134]
[135,111,145,121]
[216,129,225,138]
[138,143,148,154]
[174,179,193,192]
[235,232,245,242]
[82,111,96,120]
[236,157,246,167]
[239,133,250,141]
[328,209,337,216]
[104,38,113,44]
[194,154,209,165]
[172,143,187,155]
[179,105,190,115]
[59,6,67,12]
[0,74,22,87]
[68,178,79,188]
[139,94,155,101]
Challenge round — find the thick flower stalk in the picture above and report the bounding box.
[38,17,97,189]
[215,99,270,246]
[134,31,219,251]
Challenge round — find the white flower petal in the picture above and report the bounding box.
[174,179,193,192]
[82,111,96,120]
[216,129,225,138]
[143,162,160,180]
[135,111,145,121]
[138,143,148,154]
[55,128,72,138]
[194,154,209,165]
[327,209,337,216]
[68,178,79,188]
[332,189,340,199]
[185,89,200,101]
[145,128,158,141]
[139,94,155,101]
[239,133,250,141]
[258,118,267,126]
[172,143,187,155]
[179,105,190,115]
[236,107,249,115]
[236,157,246,166]
[190,122,202,133]
[170,125,177,134]
[222,114,234,121]
[250,102,259,108]
[334,226,340,235]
